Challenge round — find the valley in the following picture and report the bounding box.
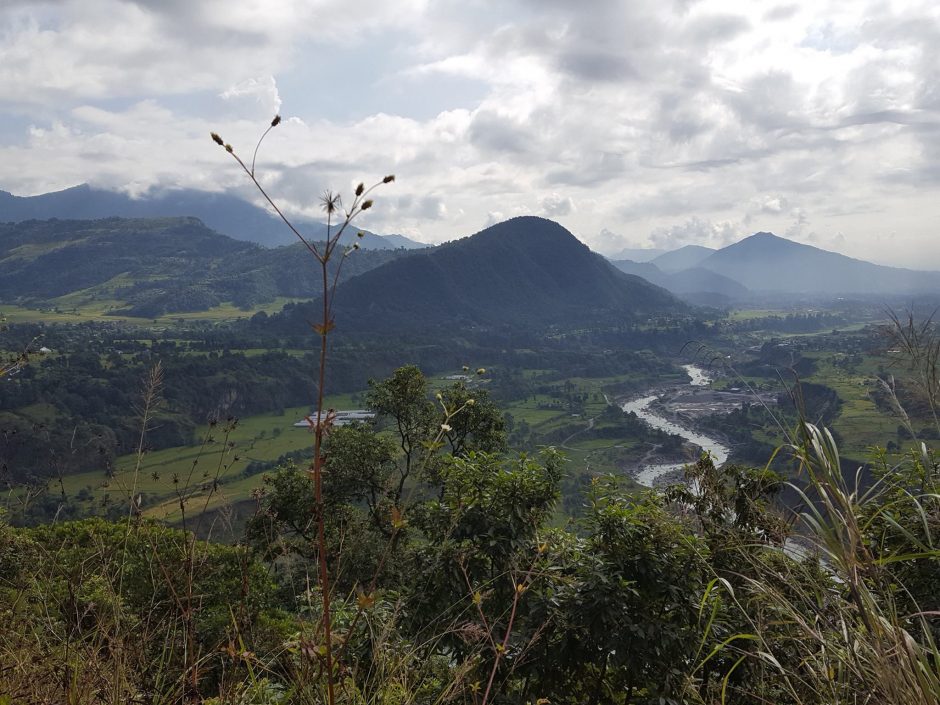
[2,206,938,705]
[5,6,940,702]
[1,211,927,531]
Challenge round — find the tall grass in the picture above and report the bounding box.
[688,396,940,700]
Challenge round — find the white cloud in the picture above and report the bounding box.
[649,217,742,250]
[540,193,574,217]
[221,77,282,119]
[1,0,939,267]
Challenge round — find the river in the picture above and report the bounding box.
[620,364,731,487]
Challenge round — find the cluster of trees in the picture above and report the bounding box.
[0,348,318,483]
[724,312,848,333]
[3,364,938,703]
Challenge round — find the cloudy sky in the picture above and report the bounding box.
[1,0,939,267]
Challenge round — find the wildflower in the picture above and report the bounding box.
[476,367,486,375]
[441,423,452,432]
[320,190,341,215]
[466,398,476,406]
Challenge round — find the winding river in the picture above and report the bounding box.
[620,364,731,487]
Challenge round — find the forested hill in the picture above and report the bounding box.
[0,217,413,316]
[0,184,424,250]
[270,216,685,333]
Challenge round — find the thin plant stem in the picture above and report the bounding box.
[212,119,393,705]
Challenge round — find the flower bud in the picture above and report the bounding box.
[355,182,364,196]
[225,144,233,153]
[211,132,224,145]
[383,175,395,183]
[271,114,281,127]
[361,200,373,210]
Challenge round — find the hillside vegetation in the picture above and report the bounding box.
[0,218,411,317]
[284,216,685,332]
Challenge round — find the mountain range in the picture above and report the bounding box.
[2,196,939,325]
[0,217,409,317]
[0,215,685,328]
[650,245,715,272]
[610,259,748,305]
[0,184,424,251]
[610,233,940,300]
[695,232,940,295]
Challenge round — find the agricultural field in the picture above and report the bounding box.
[0,296,307,325]
[803,353,906,459]
[50,396,361,525]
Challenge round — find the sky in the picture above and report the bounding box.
[1,0,939,268]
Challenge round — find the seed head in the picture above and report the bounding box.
[355,182,364,196]
[225,144,233,153]
[210,132,224,146]
[476,367,486,375]
[466,398,476,406]
[361,199,373,210]
[270,114,281,127]
[357,231,364,238]
[320,190,341,215]
[353,242,360,250]
[383,174,395,183]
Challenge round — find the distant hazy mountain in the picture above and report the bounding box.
[381,233,426,249]
[611,259,748,303]
[0,184,424,250]
[651,245,716,273]
[699,232,940,295]
[606,246,666,262]
[0,217,411,316]
[282,216,684,332]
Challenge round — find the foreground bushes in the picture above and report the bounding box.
[2,424,938,704]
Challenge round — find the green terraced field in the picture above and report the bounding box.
[57,397,363,523]
[0,296,307,325]
[805,357,901,457]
